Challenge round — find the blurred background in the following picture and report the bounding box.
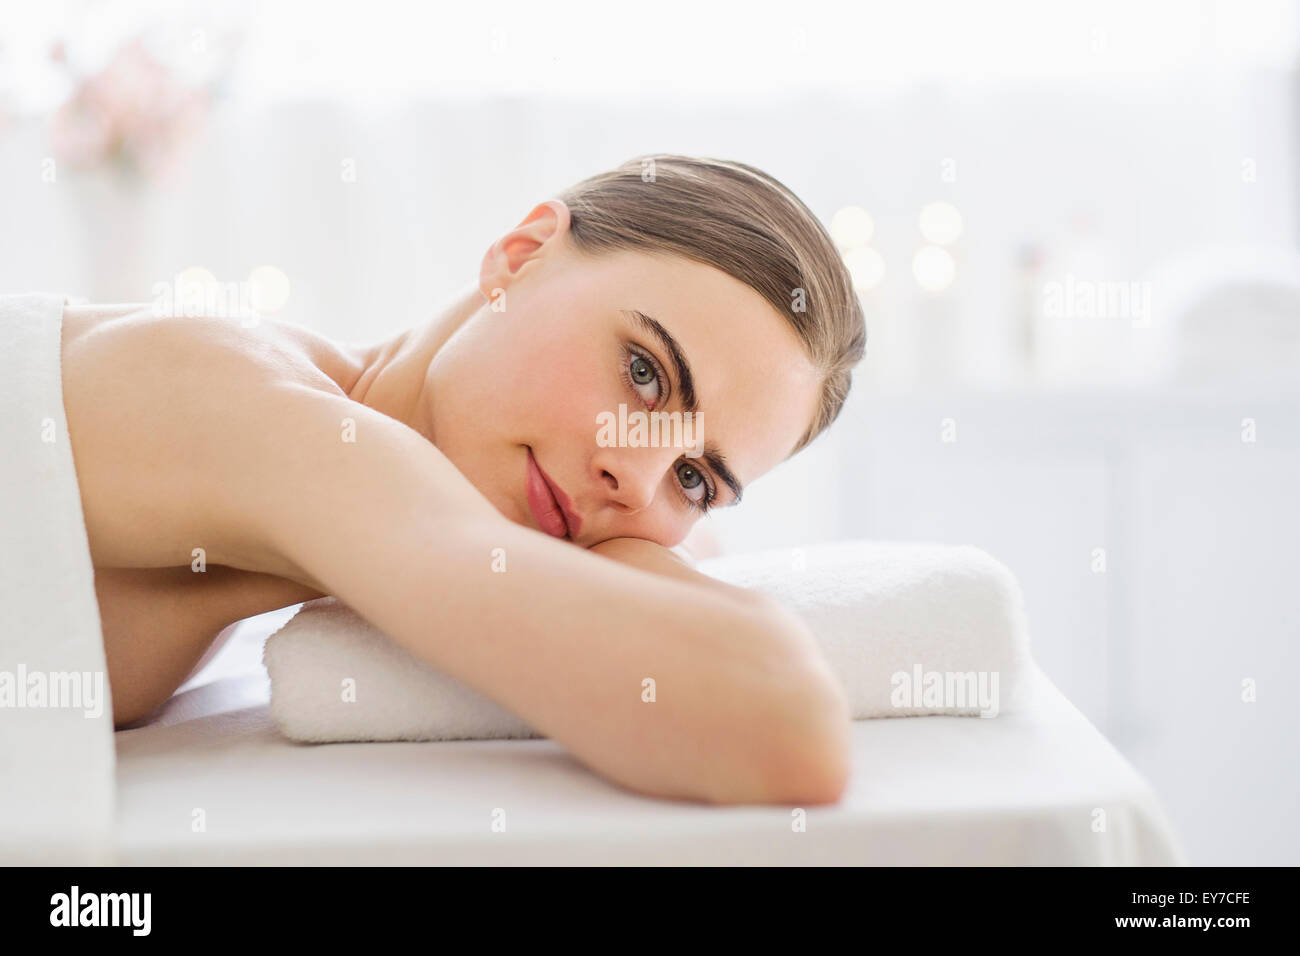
[2,0,1297,864]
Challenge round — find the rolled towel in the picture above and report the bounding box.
[263,540,1033,743]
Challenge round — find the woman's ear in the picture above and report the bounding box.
[478,199,572,305]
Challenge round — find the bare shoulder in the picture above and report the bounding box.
[61,304,366,395]
[60,305,375,575]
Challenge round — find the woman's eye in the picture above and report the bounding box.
[625,350,663,408]
[675,460,713,512]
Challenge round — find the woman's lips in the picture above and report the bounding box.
[525,447,575,540]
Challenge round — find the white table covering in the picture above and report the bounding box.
[112,607,1185,865]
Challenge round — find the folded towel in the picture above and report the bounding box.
[0,292,117,864]
[264,540,1033,743]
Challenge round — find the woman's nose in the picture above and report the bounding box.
[597,446,680,514]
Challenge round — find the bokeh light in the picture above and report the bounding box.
[830,205,875,250]
[249,265,291,313]
[918,201,963,245]
[844,246,886,291]
[912,245,956,292]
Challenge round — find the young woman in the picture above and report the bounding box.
[61,154,867,806]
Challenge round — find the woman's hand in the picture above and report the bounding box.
[587,535,760,608]
[672,520,725,563]
[590,535,703,580]
[586,536,828,666]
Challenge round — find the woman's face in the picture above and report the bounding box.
[422,200,823,549]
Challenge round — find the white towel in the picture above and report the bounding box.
[0,292,117,864]
[264,540,1033,743]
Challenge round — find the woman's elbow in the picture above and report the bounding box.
[700,691,851,807]
[761,670,854,806]
[709,605,854,807]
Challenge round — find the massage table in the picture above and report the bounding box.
[112,604,1185,866]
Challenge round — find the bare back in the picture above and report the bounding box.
[61,305,367,724]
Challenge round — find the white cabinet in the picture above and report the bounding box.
[831,384,1300,864]
[1125,435,1300,864]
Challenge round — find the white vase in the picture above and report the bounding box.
[68,169,155,302]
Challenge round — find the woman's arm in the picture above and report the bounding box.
[200,385,850,806]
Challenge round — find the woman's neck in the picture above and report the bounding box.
[347,283,485,440]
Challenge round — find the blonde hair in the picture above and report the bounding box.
[557,153,867,457]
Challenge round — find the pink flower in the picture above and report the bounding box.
[50,92,115,168]
[49,32,213,182]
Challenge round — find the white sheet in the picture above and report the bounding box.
[113,607,1186,865]
[0,292,116,866]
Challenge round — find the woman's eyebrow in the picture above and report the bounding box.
[620,308,744,506]
[623,308,696,412]
[701,450,744,508]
